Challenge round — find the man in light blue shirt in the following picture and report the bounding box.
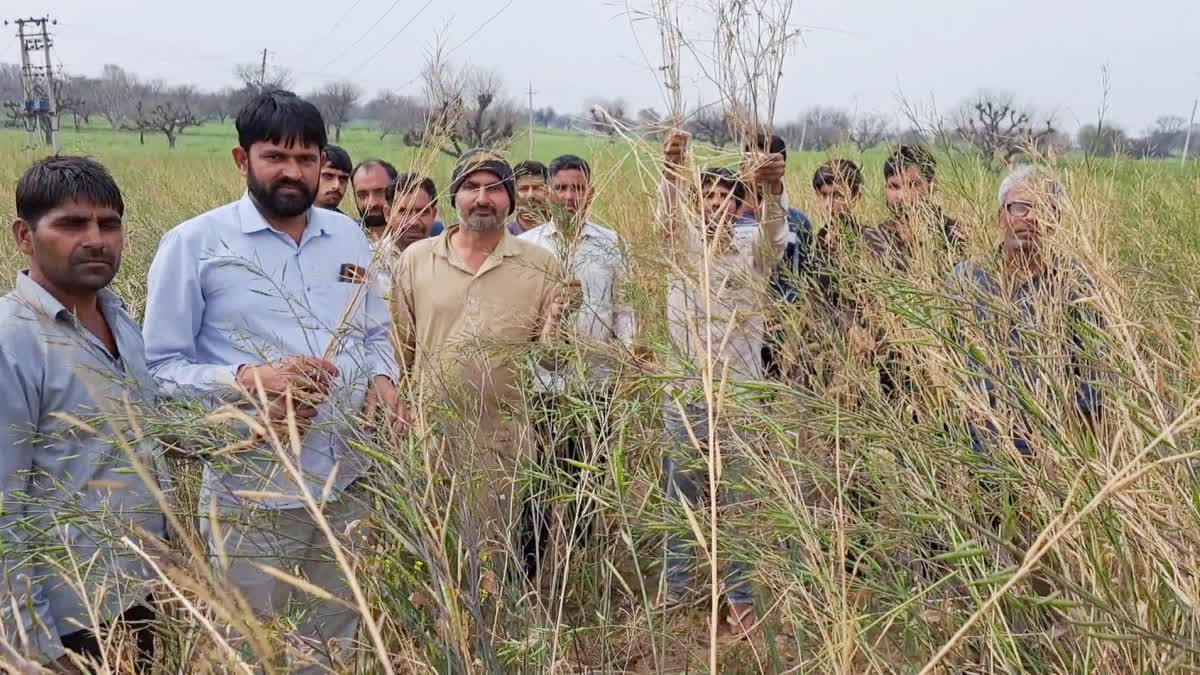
[143,90,399,673]
[0,157,166,671]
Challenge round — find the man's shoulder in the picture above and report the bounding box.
[0,292,51,355]
[511,235,559,264]
[786,207,812,231]
[167,200,243,243]
[585,222,622,243]
[517,223,553,246]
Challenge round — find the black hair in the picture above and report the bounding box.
[235,89,327,151]
[322,145,353,174]
[883,144,936,182]
[745,132,787,160]
[16,156,125,227]
[699,167,748,205]
[513,160,550,182]
[388,173,437,204]
[812,159,864,196]
[351,159,399,188]
[548,155,590,181]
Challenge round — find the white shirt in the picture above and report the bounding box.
[666,199,789,391]
[519,220,636,391]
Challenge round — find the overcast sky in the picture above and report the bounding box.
[12,0,1199,133]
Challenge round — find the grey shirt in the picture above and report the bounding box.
[0,272,167,664]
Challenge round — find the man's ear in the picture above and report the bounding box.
[232,146,249,177]
[13,219,33,256]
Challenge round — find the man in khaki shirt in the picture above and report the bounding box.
[391,150,561,540]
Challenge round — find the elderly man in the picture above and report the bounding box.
[0,157,167,672]
[391,149,561,557]
[143,91,399,673]
[949,165,1104,456]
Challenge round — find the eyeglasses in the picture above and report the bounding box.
[1004,201,1033,217]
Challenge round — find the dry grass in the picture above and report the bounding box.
[2,6,1200,672]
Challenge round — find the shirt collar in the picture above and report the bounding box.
[237,191,328,238]
[432,225,523,261]
[544,219,601,240]
[13,270,124,322]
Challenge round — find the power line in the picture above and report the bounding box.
[5,16,59,150]
[316,0,407,71]
[301,0,367,56]
[342,0,433,77]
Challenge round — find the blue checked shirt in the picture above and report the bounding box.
[143,193,396,509]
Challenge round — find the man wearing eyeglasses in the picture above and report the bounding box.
[947,165,1105,456]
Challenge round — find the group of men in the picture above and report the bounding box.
[0,88,1101,672]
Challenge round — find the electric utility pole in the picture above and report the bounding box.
[1182,98,1197,167]
[6,16,59,150]
[259,48,269,90]
[527,81,537,158]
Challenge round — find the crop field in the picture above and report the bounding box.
[2,121,1200,673]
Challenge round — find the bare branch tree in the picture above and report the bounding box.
[584,96,629,140]
[311,81,362,142]
[403,63,519,158]
[95,64,136,130]
[684,105,733,147]
[127,83,202,149]
[848,112,891,151]
[956,91,1055,169]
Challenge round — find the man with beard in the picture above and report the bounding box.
[351,158,397,238]
[142,90,400,673]
[949,165,1103,456]
[315,144,352,213]
[383,173,439,253]
[508,160,551,235]
[390,149,562,576]
[0,157,167,673]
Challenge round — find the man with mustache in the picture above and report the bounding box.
[315,144,352,213]
[508,160,551,235]
[142,90,400,673]
[390,149,563,575]
[350,157,397,236]
[949,165,1104,456]
[518,153,635,577]
[0,156,167,673]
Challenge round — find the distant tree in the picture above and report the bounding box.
[311,81,362,142]
[636,107,664,139]
[1142,115,1189,157]
[1077,124,1128,157]
[95,64,136,129]
[368,91,425,140]
[956,92,1055,169]
[403,65,519,157]
[234,62,293,94]
[583,97,629,139]
[685,106,733,147]
[782,106,851,151]
[848,112,891,151]
[128,83,202,149]
[532,106,571,130]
